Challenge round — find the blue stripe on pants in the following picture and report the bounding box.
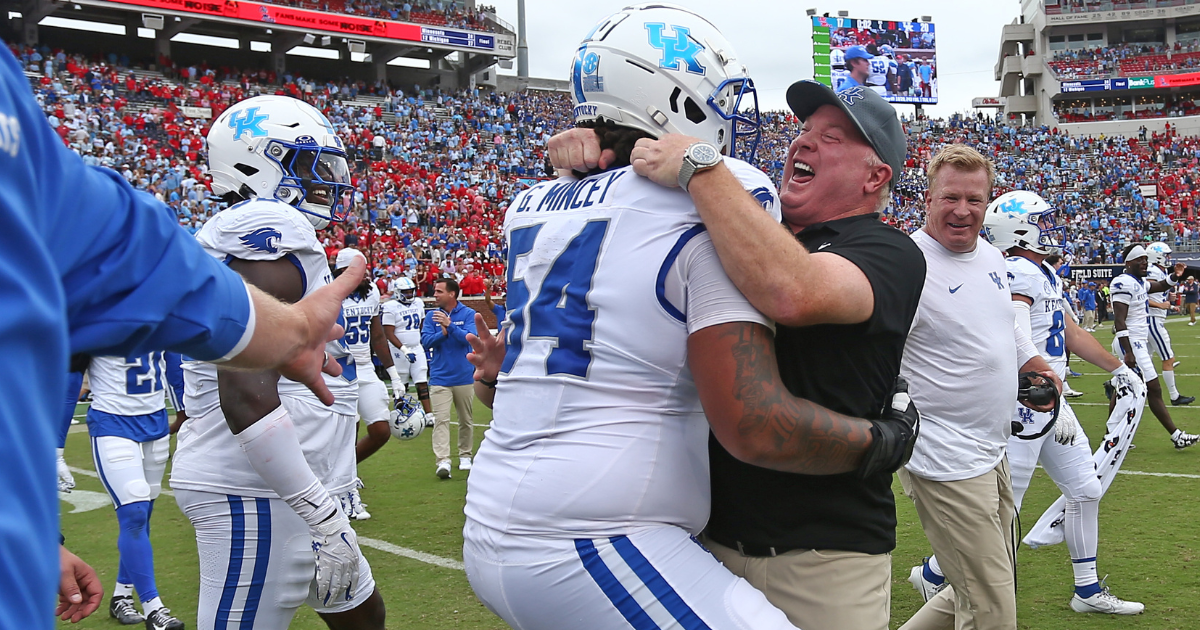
[576,539,662,630]
[215,496,246,630]
[610,536,712,630]
[241,498,272,629]
[1151,319,1171,358]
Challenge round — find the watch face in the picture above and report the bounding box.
[691,143,719,164]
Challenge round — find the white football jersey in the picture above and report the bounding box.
[1007,256,1068,378]
[1110,272,1151,340]
[172,199,359,498]
[1148,265,1169,318]
[342,284,382,368]
[464,159,778,538]
[381,298,425,348]
[88,353,168,416]
[868,55,889,86]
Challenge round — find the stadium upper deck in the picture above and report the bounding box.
[995,0,1200,134]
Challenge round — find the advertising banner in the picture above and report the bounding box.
[101,0,504,51]
[1155,71,1200,88]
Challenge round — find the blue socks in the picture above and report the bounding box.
[1075,582,1103,598]
[923,561,945,586]
[115,501,159,602]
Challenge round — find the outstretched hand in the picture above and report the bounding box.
[230,258,362,405]
[466,313,506,383]
[57,546,103,623]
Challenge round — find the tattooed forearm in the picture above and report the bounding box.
[721,322,874,475]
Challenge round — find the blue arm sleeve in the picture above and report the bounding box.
[5,47,251,361]
[421,311,444,347]
[447,307,477,343]
[165,352,185,413]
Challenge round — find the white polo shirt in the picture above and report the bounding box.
[901,230,1018,482]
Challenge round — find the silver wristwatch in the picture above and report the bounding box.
[677,142,721,191]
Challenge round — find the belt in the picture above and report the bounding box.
[734,541,787,557]
[710,533,797,558]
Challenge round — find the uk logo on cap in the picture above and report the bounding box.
[839,86,866,106]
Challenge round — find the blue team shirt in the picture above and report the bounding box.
[0,42,252,628]
[1077,287,1097,310]
[836,75,864,92]
[421,302,479,386]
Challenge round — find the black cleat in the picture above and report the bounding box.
[109,596,144,625]
[1172,395,1196,406]
[145,607,185,630]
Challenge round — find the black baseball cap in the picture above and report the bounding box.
[786,80,907,184]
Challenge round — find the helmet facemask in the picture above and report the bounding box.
[267,139,354,229]
[708,76,761,164]
[1028,210,1065,254]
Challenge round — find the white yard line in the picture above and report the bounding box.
[65,466,465,570]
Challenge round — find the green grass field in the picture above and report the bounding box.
[58,318,1200,629]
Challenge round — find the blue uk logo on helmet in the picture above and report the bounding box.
[645,23,706,75]
[229,106,269,141]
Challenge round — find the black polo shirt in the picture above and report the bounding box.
[705,212,926,556]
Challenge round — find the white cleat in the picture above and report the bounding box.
[908,562,947,603]
[436,460,452,479]
[459,457,473,471]
[1071,587,1145,615]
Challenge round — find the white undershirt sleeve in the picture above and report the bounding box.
[1012,299,1038,367]
[661,231,774,334]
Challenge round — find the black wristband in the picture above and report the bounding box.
[858,415,918,479]
[479,378,498,389]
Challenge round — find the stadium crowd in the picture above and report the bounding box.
[1049,41,1200,79]
[13,41,1200,295]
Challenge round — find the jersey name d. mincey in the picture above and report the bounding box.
[172,199,358,498]
[342,283,382,369]
[1148,265,1170,319]
[1110,272,1150,339]
[382,298,425,349]
[464,158,779,538]
[1007,256,1068,378]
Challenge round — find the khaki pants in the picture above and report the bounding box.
[1082,309,1096,330]
[898,459,1016,630]
[701,534,891,630]
[431,384,474,463]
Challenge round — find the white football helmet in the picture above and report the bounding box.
[1147,241,1172,267]
[390,396,430,441]
[569,3,760,162]
[208,95,354,229]
[391,277,417,304]
[983,191,1064,255]
[830,47,846,69]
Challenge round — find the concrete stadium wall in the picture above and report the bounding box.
[1059,114,1200,137]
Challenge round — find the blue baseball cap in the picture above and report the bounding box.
[844,46,871,62]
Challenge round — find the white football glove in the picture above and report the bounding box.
[309,511,363,606]
[1053,400,1079,446]
[56,448,75,493]
[1110,364,1146,400]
